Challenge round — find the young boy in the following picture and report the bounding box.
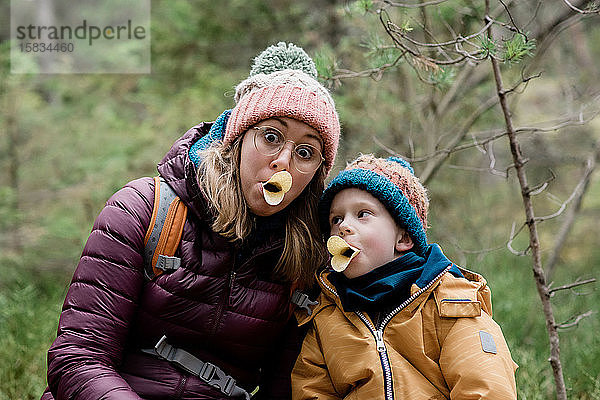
[292,154,518,400]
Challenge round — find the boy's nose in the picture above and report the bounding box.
[337,220,354,236]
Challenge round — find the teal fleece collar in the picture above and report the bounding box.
[329,243,462,313]
[188,109,232,167]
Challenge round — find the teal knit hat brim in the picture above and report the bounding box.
[319,168,428,255]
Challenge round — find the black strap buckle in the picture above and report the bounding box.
[199,362,216,381]
[291,290,318,315]
[150,336,250,399]
[211,368,236,396]
[198,361,235,395]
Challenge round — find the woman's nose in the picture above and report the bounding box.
[270,143,294,171]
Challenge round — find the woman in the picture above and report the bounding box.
[41,42,340,400]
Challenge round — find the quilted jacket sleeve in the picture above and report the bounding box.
[291,325,340,400]
[46,178,154,400]
[438,310,518,400]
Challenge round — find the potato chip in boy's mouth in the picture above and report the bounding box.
[327,235,360,272]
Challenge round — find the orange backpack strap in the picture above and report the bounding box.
[143,176,188,280]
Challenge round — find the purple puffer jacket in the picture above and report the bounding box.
[41,123,303,400]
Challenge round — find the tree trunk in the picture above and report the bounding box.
[485,3,567,397]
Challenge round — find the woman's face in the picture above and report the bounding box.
[239,117,323,217]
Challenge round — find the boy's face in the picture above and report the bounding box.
[329,188,413,279]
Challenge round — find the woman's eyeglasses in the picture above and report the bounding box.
[253,126,324,174]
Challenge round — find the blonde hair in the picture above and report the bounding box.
[197,137,327,287]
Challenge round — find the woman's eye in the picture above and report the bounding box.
[264,131,281,144]
[295,146,314,160]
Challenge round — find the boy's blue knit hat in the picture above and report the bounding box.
[320,154,429,255]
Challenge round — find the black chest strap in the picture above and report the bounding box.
[142,336,251,399]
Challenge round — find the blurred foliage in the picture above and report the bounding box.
[1,0,599,398]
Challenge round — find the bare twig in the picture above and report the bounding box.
[484,15,521,34]
[524,0,544,31]
[402,107,600,163]
[373,136,400,157]
[531,14,584,71]
[546,143,600,279]
[562,0,600,14]
[482,141,510,177]
[501,72,542,96]
[329,54,405,81]
[528,0,596,70]
[534,158,595,223]
[556,311,595,330]
[382,0,449,8]
[379,11,479,66]
[549,279,596,296]
[496,0,523,36]
[484,0,567,396]
[446,162,507,177]
[387,20,493,48]
[507,221,529,256]
[523,169,556,197]
[420,94,498,184]
[528,181,549,197]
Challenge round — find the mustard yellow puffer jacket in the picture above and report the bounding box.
[292,267,518,400]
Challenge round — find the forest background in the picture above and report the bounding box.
[1,0,599,398]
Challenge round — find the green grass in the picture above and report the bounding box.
[473,250,600,399]
[0,259,70,400]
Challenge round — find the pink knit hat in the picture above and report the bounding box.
[223,42,340,174]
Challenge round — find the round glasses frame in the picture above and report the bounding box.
[252,126,324,174]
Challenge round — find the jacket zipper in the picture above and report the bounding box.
[227,271,237,306]
[210,254,237,334]
[210,244,281,334]
[318,276,394,400]
[173,375,187,399]
[355,311,394,400]
[318,264,452,400]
